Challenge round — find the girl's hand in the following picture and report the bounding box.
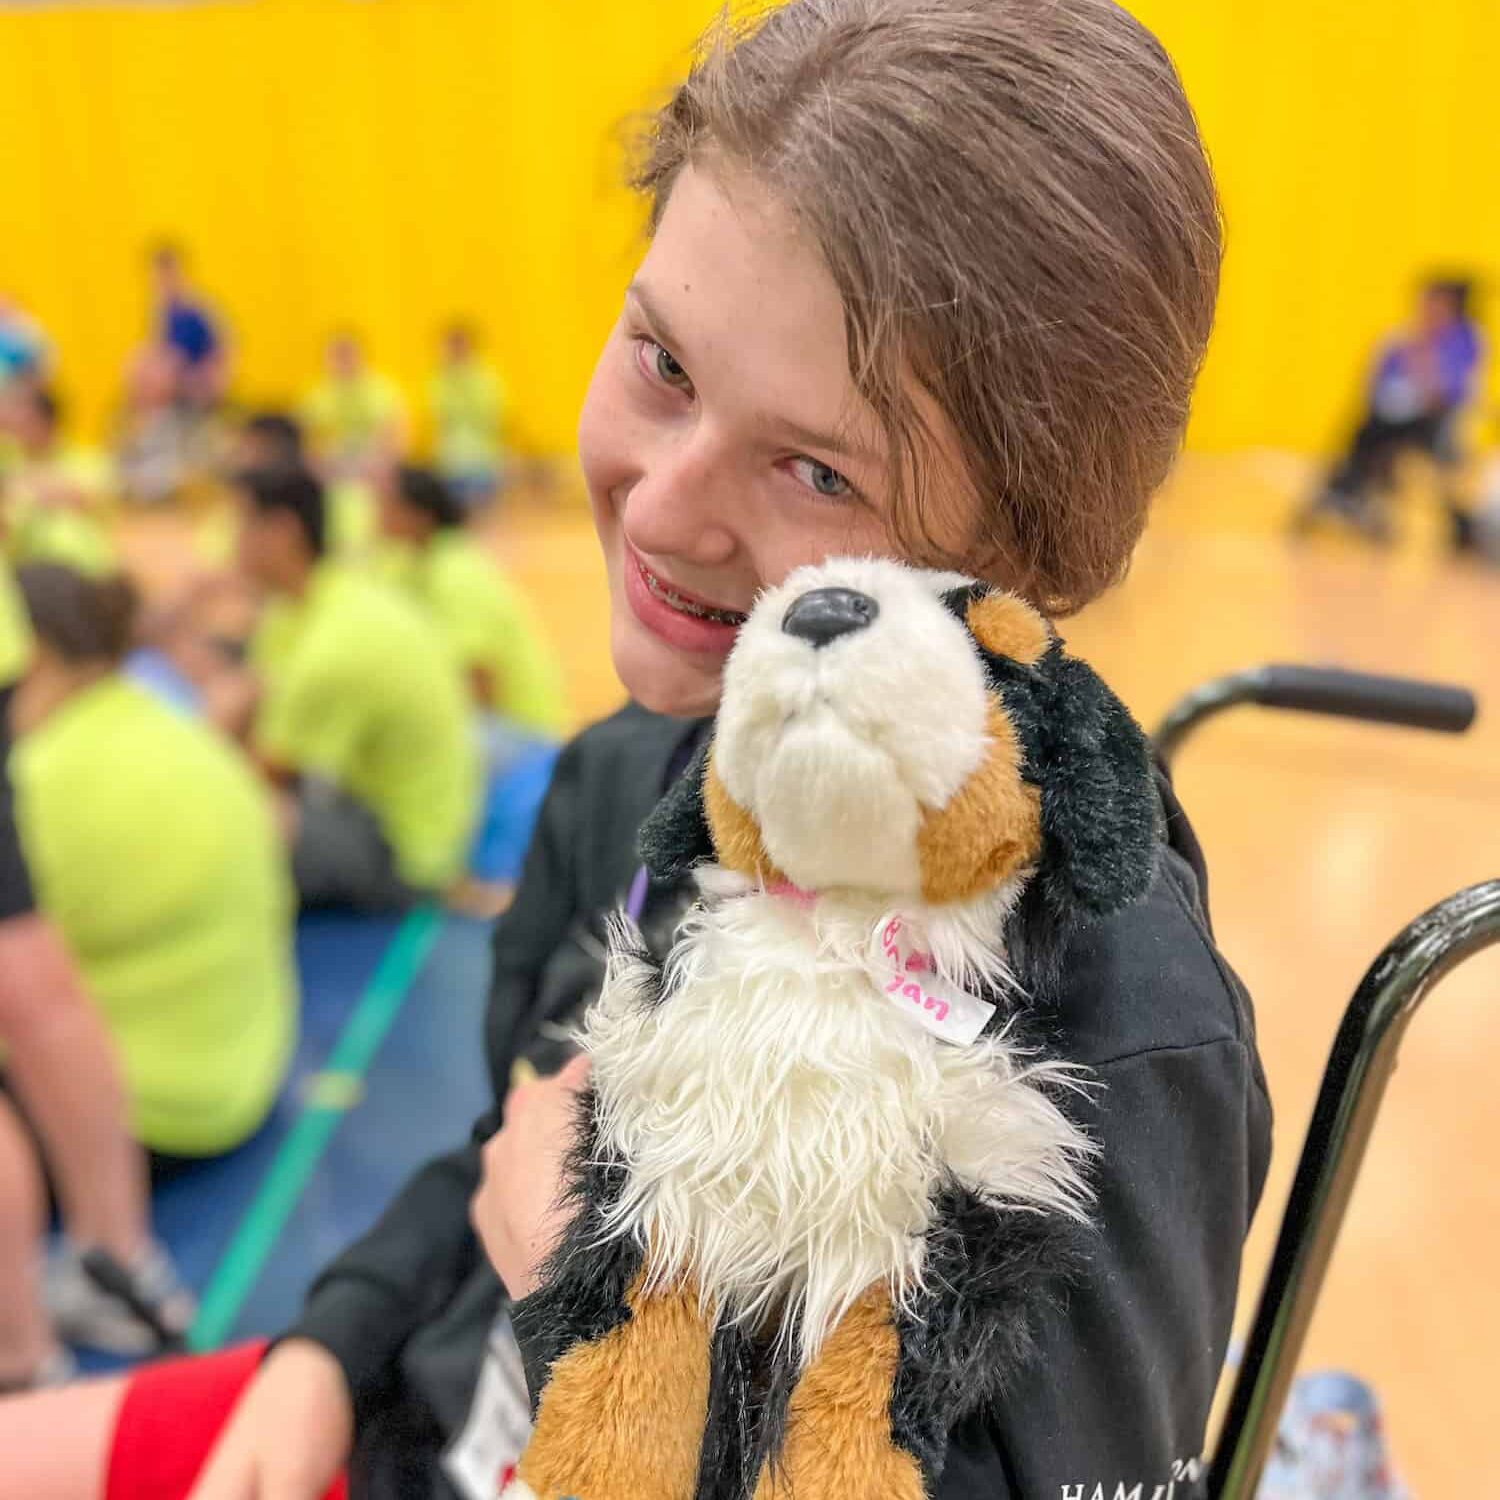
[471,1054,591,1301]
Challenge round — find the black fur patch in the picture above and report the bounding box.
[523,936,679,1388]
[638,737,715,882]
[692,1322,798,1500]
[889,1182,1085,1485]
[517,1092,645,1409]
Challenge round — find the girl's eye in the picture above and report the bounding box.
[637,337,692,391]
[789,456,853,500]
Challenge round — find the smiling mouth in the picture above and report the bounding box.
[639,564,749,627]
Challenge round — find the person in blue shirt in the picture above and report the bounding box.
[0,297,50,387]
[1301,276,1482,540]
[148,244,227,410]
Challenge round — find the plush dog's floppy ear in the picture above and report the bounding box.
[1001,645,1162,990]
[637,737,715,882]
[1030,650,1160,920]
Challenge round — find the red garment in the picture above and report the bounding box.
[106,1341,348,1500]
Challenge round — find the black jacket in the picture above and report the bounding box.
[290,702,1272,1499]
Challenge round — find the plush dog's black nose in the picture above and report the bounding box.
[781,587,879,648]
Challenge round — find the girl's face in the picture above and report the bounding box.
[580,164,935,718]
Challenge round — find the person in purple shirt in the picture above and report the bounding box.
[1302,277,1482,540]
[148,243,227,409]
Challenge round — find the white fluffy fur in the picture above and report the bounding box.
[712,559,994,898]
[582,560,1090,1369]
[584,886,1094,1368]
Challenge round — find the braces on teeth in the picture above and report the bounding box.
[643,568,747,626]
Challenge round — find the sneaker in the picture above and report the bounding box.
[44,1241,196,1356]
[1258,1371,1408,1500]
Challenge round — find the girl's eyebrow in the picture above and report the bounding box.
[761,412,878,469]
[625,281,686,359]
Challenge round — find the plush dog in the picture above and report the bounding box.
[506,558,1161,1500]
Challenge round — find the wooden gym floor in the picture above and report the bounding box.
[119,452,1498,1492]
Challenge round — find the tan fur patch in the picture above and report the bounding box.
[516,1275,712,1500]
[705,753,789,886]
[917,702,1042,905]
[965,591,1051,666]
[754,1285,926,1500]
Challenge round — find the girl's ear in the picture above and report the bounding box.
[638,738,715,882]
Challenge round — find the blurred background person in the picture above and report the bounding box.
[373,464,566,737]
[429,322,507,509]
[8,562,297,1349]
[113,344,219,508]
[147,243,228,412]
[0,385,116,576]
[301,332,405,485]
[0,562,182,1387]
[1300,276,1483,540]
[169,467,478,912]
[0,296,51,390]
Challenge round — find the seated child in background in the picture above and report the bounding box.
[7,563,297,1348]
[1304,276,1483,539]
[0,296,51,387]
[0,385,116,576]
[235,410,376,560]
[10,563,295,1163]
[374,464,568,737]
[113,345,222,508]
[146,243,229,413]
[301,333,405,486]
[0,560,184,1379]
[430,323,507,508]
[208,467,479,911]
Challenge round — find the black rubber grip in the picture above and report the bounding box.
[1251,666,1477,734]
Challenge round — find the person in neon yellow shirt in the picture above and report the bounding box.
[217,467,479,910]
[374,465,568,737]
[193,412,375,569]
[0,557,194,1380]
[301,332,406,484]
[429,323,506,507]
[0,386,116,577]
[9,564,296,1161]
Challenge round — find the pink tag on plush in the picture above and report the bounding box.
[874,917,996,1046]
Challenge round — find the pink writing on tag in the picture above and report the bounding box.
[880,919,950,1020]
[875,917,997,1046]
[884,973,950,1022]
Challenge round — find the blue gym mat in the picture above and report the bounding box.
[72,908,494,1369]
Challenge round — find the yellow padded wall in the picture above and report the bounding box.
[1,0,1496,456]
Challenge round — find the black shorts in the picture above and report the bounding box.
[0,683,36,923]
[291,778,426,913]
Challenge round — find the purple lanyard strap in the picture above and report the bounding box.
[624,865,651,924]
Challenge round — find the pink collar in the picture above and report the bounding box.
[765,880,818,909]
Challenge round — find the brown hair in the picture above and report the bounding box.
[16,564,139,667]
[634,0,1221,614]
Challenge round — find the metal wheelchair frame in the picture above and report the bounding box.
[1148,664,1496,1498]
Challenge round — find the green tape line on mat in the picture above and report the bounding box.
[187,906,446,1352]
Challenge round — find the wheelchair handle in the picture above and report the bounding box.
[1209,880,1500,1499]
[1153,666,1477,767]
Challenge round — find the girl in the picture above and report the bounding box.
[0,3,1270,1496]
